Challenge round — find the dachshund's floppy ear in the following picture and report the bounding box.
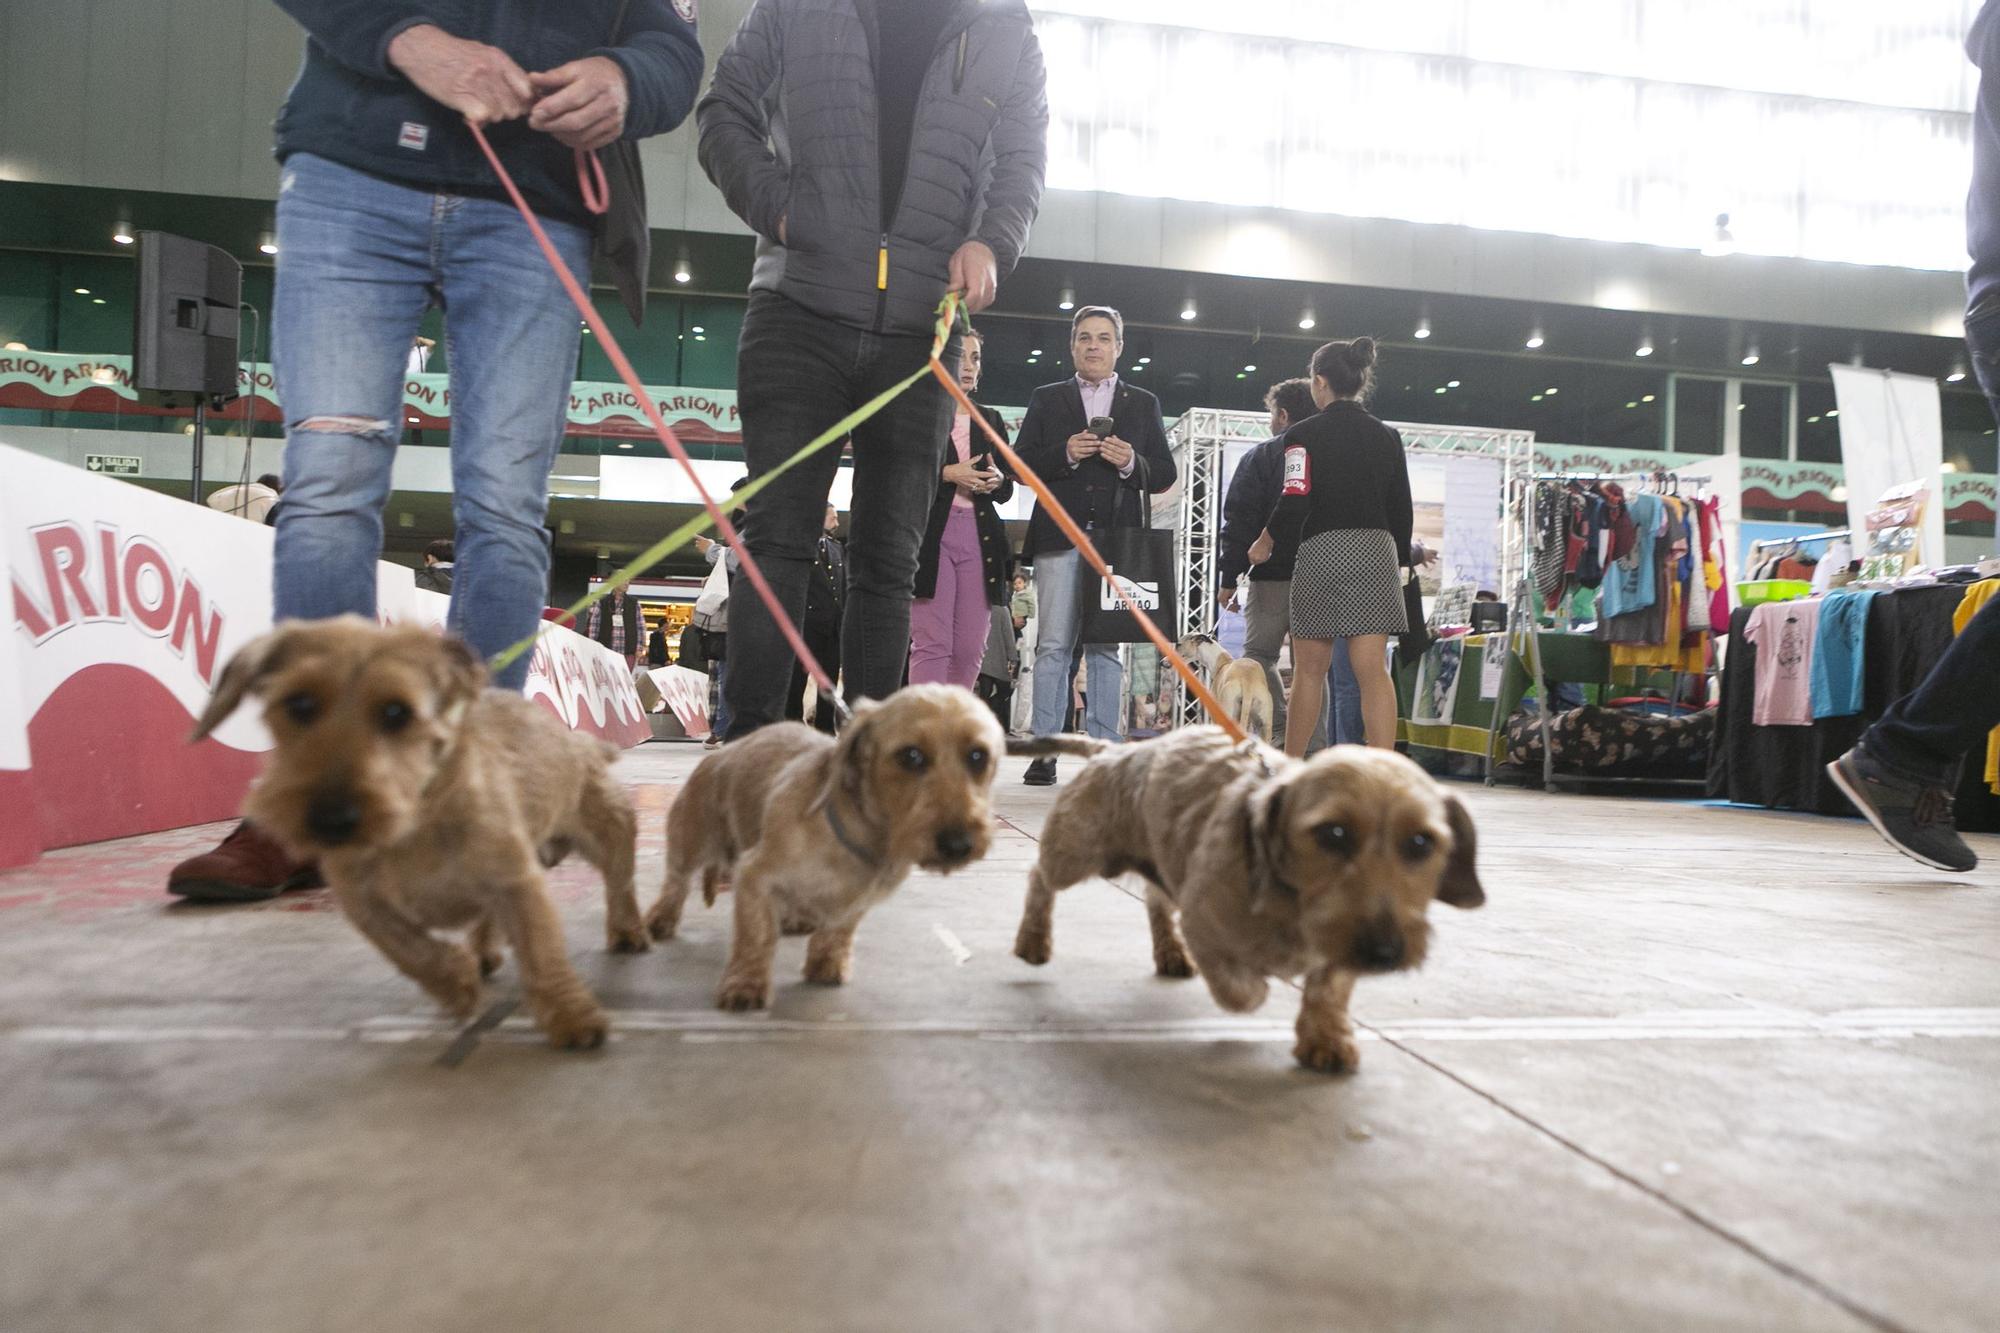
[1242,777,1291,916]
[190,626,304,742]
[1436,793,1485,909]
[430,633,488,724]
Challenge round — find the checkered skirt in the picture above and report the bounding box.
[1290,528,1409,638]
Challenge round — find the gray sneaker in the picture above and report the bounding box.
[1827,748,1977,873]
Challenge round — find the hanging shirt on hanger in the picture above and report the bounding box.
[1808,588,1878,719]
[1742,598,1823,727]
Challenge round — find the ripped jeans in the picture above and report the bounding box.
[270,152,589,690]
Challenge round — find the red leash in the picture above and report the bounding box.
[467,122,840,711]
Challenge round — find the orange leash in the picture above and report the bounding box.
[468,121,840,708]
[929,361,1247,744]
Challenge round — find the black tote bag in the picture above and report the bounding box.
[594,0,650,325]
[1078,526,1178,645]
[1396,572,1432,666]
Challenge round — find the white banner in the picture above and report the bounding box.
[1442,455,1505,594]
[1830,365,1946,570]
[0,442,650,866]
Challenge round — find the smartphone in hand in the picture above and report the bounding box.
[1088,415,1117,438]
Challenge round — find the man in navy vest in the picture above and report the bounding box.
[168,2,701,901]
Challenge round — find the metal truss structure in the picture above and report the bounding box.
[1164,409,1535,728]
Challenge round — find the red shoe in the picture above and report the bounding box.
[167,821,322,902]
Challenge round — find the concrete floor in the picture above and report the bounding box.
[2,744,1997,1333]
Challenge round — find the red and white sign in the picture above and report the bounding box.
[0,443,649,869]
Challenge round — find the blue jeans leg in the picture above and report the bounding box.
[1031,550,1122,739]
[270,154,433,629]
[269,153,586,692]
[1330,637,1363,744]
[435,194,588,690]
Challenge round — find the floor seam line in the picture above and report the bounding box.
[1359,1022,1918,1333]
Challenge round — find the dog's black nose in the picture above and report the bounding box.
[305,793,363,845]
[934,828,974,862]
[1352,922,1405,971]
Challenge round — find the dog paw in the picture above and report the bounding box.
[607,922,653,955]
[543,1004,610,1051]
[715,975,770,1012]
[644,901,683,942]
[802,955,850,986]
[429,952,486,1020]
[1293,1032,1360,1075]
[1153,948,1197,980]
[1013,928,1052,966]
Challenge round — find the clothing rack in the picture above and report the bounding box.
[1750,528,1851,553]
[1486,470,1714,790]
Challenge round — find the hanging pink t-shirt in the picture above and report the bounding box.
[1743,599,1822,727]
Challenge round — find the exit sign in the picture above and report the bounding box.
[84,454,142,476]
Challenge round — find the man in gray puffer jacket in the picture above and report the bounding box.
[698,0,1048,737]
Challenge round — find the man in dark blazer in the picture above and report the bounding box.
[1014,305,1176,783]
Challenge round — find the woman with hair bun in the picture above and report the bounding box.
[1265,336,1413,754]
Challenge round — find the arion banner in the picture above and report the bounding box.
[0,442,649,870]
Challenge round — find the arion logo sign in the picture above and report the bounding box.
[12,521,227,685]
[1099,569,1160,612]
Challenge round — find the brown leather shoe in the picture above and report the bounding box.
[167,821,321,902]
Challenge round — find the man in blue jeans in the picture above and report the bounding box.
[1826,1,2000,874]
[698,0,1048,736]
[167,2,701,900]
[1015,306,1177,783]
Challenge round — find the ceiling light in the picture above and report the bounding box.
[1179,300,1197,322]
[618,442,634,450]
[406,415,419,424]
[1236,372,1248,380]
[1435,386,1448,395]
[1531,393,1544,402]
[1447,380,1461,388]
[1635,340,1654,358]
[73,287,90,295]
[1827,409,1839,418]
[1741,348,1760,367]
[1031,349,1043,356]
[673,249,692,284]
[1545,387,1558,395]
[1058,286,1075,311]
[1299,306,1316,331]
[1525,329,1545,350]
[1942,461,1959,473]
[258,231,278,256]
[1414,320,1431,340]
[112,220,134,245]
[1702,212,1736,258]
[1243,364,1257,373]
[1946,362,1967,383]
[3,341,26,351]
[691,325,705,334]
[1641,394,1655,403]
[1625,401,1638,409]
[1138,356,1151,364]
[1807,415,1821,423]
[91,298,105,305]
